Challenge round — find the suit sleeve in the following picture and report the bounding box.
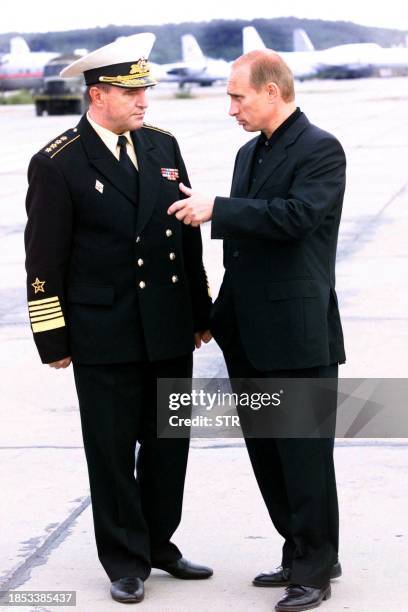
[172,137,212,331]
[25,154,73,363]
[211,136,346,242]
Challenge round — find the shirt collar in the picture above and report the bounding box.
[86,112,132,154]
[259,107,302,146]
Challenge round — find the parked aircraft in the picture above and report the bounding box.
[150,34,230,87]
[0,37,58,91]
[243,26,408,79]
[242,26,319,79]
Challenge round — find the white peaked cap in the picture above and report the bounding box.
[60,32,156,88]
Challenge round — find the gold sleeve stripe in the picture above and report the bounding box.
[30,311,63,323]
[32,317,66,333]
[50,135,80,158]
[29,300,60,312]
[28,296,60,307]
[29,302,61,317]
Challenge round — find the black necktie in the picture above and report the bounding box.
[117,135,137,177]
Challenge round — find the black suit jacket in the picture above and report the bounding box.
[210,113,346,370]
[25,115,211,364]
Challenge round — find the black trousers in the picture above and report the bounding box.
[73,354,192,582]
[223,334,339,588]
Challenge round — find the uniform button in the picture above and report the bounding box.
[166,229,173,237]
[258,158,263,164]
[264,140,269,147]
[169,252,176,261]
[136,236,141,243]
[232,250,239,258]
[139,281,146,289]
[137,258,144,267]
[171,275,179,283]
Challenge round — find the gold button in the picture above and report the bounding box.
[171,275,178,283]
[136,236,141,243]
[139,281,146,289]
[166,229,173,237]
[169,252,176,261]
[137,258,144,267]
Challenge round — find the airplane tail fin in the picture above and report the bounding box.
[10,36,30,54]
[242,26,266,54]
[293,29,314,52]
[181,34,205,63]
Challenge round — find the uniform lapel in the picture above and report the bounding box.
[77,115,138,205]
[132,128,160,235]
[247,113,311,198]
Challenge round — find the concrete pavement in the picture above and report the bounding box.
[1,77,408,610]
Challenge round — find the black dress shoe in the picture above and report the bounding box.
[253,561,342,587]
[110,577,144,603]
[275,583,331,611]
[153,557,213,579]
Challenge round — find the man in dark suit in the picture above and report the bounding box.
[25,33,213,604]
[168,50,346,611]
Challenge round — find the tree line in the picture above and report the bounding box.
[0,17,406,62]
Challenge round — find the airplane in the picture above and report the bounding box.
[0,36,58,91]
[242,26,319,79]
[293,29,408,78]
[296,30,380,78]
[244,26,408,80]
[150,34,230,87]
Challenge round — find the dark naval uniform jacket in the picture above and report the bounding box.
[210,112,346,371]
[25,115,211,364]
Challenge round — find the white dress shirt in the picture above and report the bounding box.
[86,112,138,169]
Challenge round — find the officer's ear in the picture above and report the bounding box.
[88,84,108,108]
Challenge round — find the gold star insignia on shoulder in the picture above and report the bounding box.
[42,129,80,158]
[31,277,46,294]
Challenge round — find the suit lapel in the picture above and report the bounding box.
[245,113,311,198]
[231,138,257,197]
[77,115,138,205]
[132,128,160,235]
[247,139,289,198]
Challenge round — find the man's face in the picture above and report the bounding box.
[99,86,149,133]
[227,65,272,133]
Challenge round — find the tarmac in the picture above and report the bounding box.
[0,77,408,611]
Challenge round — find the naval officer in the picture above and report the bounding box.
[25,33,213,604]
[168,50,345,612]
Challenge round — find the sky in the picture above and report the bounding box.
[1,0,408,34]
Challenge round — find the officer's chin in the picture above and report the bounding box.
[129,116,145,131]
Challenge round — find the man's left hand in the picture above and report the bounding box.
[168,183,214,226]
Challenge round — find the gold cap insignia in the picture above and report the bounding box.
[99,57,156,87]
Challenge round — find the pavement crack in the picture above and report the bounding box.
[338,179,408,261]
[0,497,90,591]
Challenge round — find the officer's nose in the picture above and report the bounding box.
[137,88,148,110]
